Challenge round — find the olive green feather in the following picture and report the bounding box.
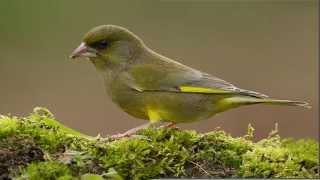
[70,25,310,125]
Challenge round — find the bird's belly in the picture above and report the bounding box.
[111,89,224,123]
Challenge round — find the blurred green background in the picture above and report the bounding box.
[0,0,318,140]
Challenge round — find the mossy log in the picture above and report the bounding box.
[0,107,318,179]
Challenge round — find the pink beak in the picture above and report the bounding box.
[69,42,97,59]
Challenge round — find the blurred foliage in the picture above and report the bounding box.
[0,107,318,179]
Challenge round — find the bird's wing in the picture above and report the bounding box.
[124,62,268,98]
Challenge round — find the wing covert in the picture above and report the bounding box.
[124,62,267,98]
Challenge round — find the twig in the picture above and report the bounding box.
[188,160,211,177]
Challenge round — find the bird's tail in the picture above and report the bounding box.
[223,96,311,109]
[259,99,311,108]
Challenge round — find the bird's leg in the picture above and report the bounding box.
[111,122,160,139]
[160,122,177,128]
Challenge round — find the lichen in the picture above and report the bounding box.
[0,107,318,179]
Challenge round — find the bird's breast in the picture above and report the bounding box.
[105,82,225,123]
[104,76,149,119]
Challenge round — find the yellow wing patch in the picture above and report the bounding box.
[179,86,229,94]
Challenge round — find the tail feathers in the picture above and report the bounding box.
[261,99,311,108]
[224,96,311,109]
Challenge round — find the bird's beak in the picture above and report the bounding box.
[69,42,98,59]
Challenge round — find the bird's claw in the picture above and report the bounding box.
[110,133,130,139]
[159,122,178,129]
[109,133,151,141]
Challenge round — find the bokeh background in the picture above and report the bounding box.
[0,0,318,140]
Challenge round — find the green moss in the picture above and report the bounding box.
[238,135,319,178]
[0,107,89,153]
[0,136,44,178]
[101,129,193,179]
[282,138,319,169]
[0,107,318,179]
[0,115,19,138]
[16,161,73,180]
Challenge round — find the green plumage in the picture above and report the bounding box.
[70,25,310,124]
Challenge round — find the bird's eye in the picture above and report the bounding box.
[95,40,109,49]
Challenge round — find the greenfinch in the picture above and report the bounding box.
[70,25,309,137]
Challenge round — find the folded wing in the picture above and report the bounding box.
[125,61,268,98]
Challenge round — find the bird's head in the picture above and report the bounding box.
[70,25,144,67]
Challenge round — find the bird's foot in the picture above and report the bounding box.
[159,122,178,129]
[110,133,150,141]
[110,122,152,139]
[110,133,130,139]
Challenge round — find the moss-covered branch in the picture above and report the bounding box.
[0,107,318,179]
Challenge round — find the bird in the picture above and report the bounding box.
[70,25,310,138]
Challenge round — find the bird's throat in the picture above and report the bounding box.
[90,59,108,72]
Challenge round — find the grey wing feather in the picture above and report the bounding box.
[126,55,268,98]
[188,72,269,98]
